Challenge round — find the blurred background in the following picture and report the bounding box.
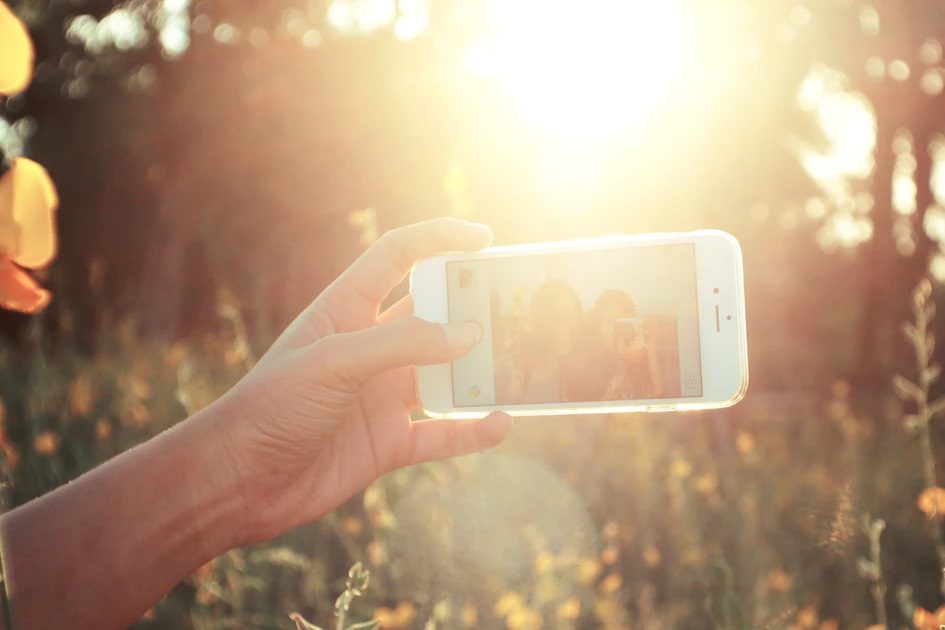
[5,0,945,627]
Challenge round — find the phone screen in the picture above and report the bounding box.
[446,244,703,407]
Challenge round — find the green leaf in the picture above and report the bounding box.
[903,414,924,433]
[903,322,919,343]
[335,592,353,613]
[931,398,945,416]
[925,363,942,385]
[914,279,933,312]
[290,612,324,630]
[346,562,370,592]
[893,374,921,401]
[856,558,879,581]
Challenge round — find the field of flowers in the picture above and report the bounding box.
[8,0,945,627]
[3,275,945,629]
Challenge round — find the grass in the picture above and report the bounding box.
[2,281,945,628]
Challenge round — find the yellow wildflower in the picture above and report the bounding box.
[374,602,416,629]
[670,458,692,479]
[598,573,623,594]
[34,430,59,455]
[460,603,479,627]
[917,486,945,518]
[576,557,601,584]
[495,592,526,617]
[766,568,792,593]
[643,545,662,567]
[556,597,581,620]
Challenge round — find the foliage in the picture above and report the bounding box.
[290,563,379,630]
[7,0,945,628]
[5,281,945,628]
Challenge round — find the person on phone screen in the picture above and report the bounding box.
[508,280,583,404]
[563,289,663,401]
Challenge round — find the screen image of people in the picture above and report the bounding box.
[447,244,703,407]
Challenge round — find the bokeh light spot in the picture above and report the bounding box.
[213,23,240,45]
[301,30,323,49]
[921,38,943,65]
[921,69,944,95]
[789,5,811,26]
[864,57,885,79]
[888,59,910,81]
[859,5,880,36]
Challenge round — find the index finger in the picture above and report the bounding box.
[325,218,493,315]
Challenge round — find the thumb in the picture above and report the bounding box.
[316,316,483,386]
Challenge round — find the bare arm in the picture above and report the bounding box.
[0,408,244,628]
[0,219,512,630]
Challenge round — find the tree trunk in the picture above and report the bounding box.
[856,119,897,389]
[911,131,936,282]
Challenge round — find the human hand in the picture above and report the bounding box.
[207,218,512,544]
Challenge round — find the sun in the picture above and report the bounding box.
[466,0,688,140]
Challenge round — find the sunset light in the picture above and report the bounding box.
[466,0,687,139]
[10,0,945,627]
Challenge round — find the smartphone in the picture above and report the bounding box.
[410,230,748,418]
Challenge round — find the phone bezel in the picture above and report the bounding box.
[411,230,748,418]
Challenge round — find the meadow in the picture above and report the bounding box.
[3,266,945,629]
[6,0,945,627]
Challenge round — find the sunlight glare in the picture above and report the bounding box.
[930,134,945,206]
[796,65,877,250]
[932,252,945,283]
[536,143,602,211]
[797,67,875,184]
[327,0,396,37]
[892,131,917,216]
[470,0,687,139]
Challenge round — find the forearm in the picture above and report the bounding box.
[0,407,246,629]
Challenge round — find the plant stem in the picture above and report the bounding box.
[907,280,945,597]
[868,519,888,629]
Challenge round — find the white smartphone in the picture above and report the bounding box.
[410,230,748,418]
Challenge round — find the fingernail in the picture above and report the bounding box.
[478,412,513,445]
[443,321,483,349]
[462,220,493,237]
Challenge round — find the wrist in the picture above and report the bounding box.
[0,404,258,628]
[175,404,256,552]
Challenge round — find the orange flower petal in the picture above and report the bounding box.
[0,2,33,95]
[0,158,58,269]
[918,486,945,519]
[0,257,50,313]
[0,167,15,257]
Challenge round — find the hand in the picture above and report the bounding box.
[205,218,512,544]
